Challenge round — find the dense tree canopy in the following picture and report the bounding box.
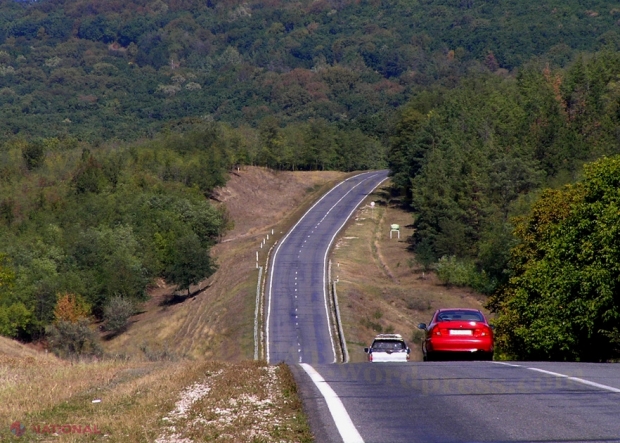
[488,156,620,361]
[0,129,230,339]
[389,52,620,294]
[0,0,619,141]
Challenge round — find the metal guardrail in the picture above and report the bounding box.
[254,265,263,360]
[330,260,349,363]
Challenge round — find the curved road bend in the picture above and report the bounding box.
[266,170,389,365]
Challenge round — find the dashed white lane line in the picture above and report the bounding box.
[492,362,620,393]
[265,171,386,363]
[300,363,364,443]
[492,362,521,368]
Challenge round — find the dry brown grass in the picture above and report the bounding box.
[157,362,312,443]
[0,338,310,441]
[331,181,489,362]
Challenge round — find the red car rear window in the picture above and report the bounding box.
[436,310,484,322]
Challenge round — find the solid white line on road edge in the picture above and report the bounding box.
[527,367,620,393]
[300,363,364,443]
[266,170,385,363]
[492,362,620,393]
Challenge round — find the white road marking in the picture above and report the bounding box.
[527,367,620,393]
[265,172,385,363]
[492,362,620,393]
[321,174,388,363]
[300,363,364,443]
[492,361,522,368]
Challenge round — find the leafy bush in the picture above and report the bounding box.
[0,303,31,337]
[53,293,91,323]
[45,319,103,359]
[488,156,620,361]
[435,256,495,294]
[103,296,137,334]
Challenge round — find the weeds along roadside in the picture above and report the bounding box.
[0,352,312,442]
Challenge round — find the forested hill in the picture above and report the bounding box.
[1,0,620,141]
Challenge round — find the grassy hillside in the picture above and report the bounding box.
[104,167,347,361]
[0,167,349,442]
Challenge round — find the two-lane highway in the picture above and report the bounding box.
[266,170,389,365]
[266,171,620,442]
[293,361,620,442]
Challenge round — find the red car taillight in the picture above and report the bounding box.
[431,327,449,336]
[473,326,492,337]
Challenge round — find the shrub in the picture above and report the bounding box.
[0,303,31,337]
[406,297,431,312]
[139,342,179,361]
[103,296,137,334]
[53,293,91,323]
[46,319,103,359]
[435,255,496,294]
[410,329,425,345]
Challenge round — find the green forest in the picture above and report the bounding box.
[1,0,620,140]
[389,52,620,360]
[2,0,620,361]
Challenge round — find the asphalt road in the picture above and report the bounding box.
[266,170,389,365]
[267,171,620,443]
[293,361,620,443]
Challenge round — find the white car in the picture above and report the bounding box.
[364,334,410,362]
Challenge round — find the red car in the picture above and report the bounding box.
[418,308,494,361]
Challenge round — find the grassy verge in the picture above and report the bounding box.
[0,340,312,442]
